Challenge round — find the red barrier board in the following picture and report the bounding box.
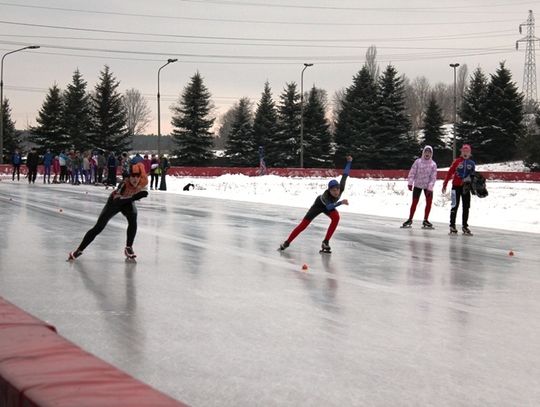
[0,297,189,407]
[1,164,539,182]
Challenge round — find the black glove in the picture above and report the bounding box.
[131,190,149,201]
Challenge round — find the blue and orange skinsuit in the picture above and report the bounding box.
[75,162,148,253]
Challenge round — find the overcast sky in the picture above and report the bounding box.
[1,0,539,135]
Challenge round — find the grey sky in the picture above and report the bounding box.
[0,0,538,134]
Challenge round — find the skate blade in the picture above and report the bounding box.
[125,257,137,263]
[421,226,435,230]
[319,250,332,254]
[400,225,412,229]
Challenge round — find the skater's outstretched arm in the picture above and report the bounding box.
[339,156,353,192]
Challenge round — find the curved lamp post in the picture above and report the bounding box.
[300,63,313,168]
[450,63,460,160]
[157,58,177,157]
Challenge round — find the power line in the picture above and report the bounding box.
[0,34,512,51]
[0,39,512,62]
[0,0,527,20]
[0,29,517,44]
[0,19,518,43]
[177,0,536,12]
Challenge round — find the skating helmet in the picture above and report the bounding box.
[328,179,339,189]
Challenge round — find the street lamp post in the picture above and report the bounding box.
[300,63,313,168]
[450,63,460,160]
[157,58,178,157]
[0,45,40,164]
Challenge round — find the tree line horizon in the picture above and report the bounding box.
[1,48,539,170]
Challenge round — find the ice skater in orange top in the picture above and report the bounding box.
[68,162,149,260]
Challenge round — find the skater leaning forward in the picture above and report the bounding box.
[402,145,437,229]
[279,156,352,253]
[442,144,476,235]
[68,162,149,260]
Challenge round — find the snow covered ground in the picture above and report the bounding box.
[2,160,538,234]
[165,172,540,234]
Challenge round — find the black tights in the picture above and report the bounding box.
[450,186,471,227]
[77,197,138,252]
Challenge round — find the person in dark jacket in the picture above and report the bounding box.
[42,149,53,184]
[11,149,22,181]
[149,154,159,190]
[279,156,352,253]
[26,148,39,184]
[442,144,476,235]
[158,155,170,191]
[107,152,118,187]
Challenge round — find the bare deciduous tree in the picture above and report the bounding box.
[404,76,431,132]
[365,45,380,81]
[123,88,151,136]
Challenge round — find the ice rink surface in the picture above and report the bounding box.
[1,182,539,406]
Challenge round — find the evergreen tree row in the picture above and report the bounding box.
[456,63,525,164]
[31,66,129,154]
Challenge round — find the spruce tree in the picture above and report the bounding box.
[31,84,69,153]
[268,82,300,167]
[334,66,378,168]
[1,98,19,157]
[63,69,92,151]
[303,86,333,167]
[372,65,416,169]
[422,94,451,166]
[224,97,256,166]
[171,71,215,165]
[455,67,489,155]
[482,62,525,163]
[252,81,278,158]
[90,65,129,153]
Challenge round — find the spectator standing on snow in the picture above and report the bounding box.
[52,155,60,183]
[149,154,159,190]
[107,152,118,186]
[158,155,170,191]
[278,156,352,253]
[59,151,68,183]
[11,149,22,181]
[96,151,106,184]
[42,148,53,184]
[442,144,476,235]
[401,146,438,229]
[26,148,39,184]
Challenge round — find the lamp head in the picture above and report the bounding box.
[168,58,178,63]
[27,45,40,49]
[304,63,313,67]
[449,63,460,68]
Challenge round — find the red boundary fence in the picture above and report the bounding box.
[0,297,189,407]
[1,164,540,182]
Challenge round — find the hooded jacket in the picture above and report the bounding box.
[407,146,438,191]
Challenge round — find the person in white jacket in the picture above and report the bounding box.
[401,145,438,229]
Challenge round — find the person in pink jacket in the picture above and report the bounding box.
[401,145,438,229]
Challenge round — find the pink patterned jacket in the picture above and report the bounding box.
[407,157,437,191]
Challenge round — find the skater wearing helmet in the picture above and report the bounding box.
[442,144,476,235]
[279,156,352,253]
[68,162,149,261]
[401,146,438,229]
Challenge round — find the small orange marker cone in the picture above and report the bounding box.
[302,263,308,270]
[509,250,514,256]
[59,208,63,213]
